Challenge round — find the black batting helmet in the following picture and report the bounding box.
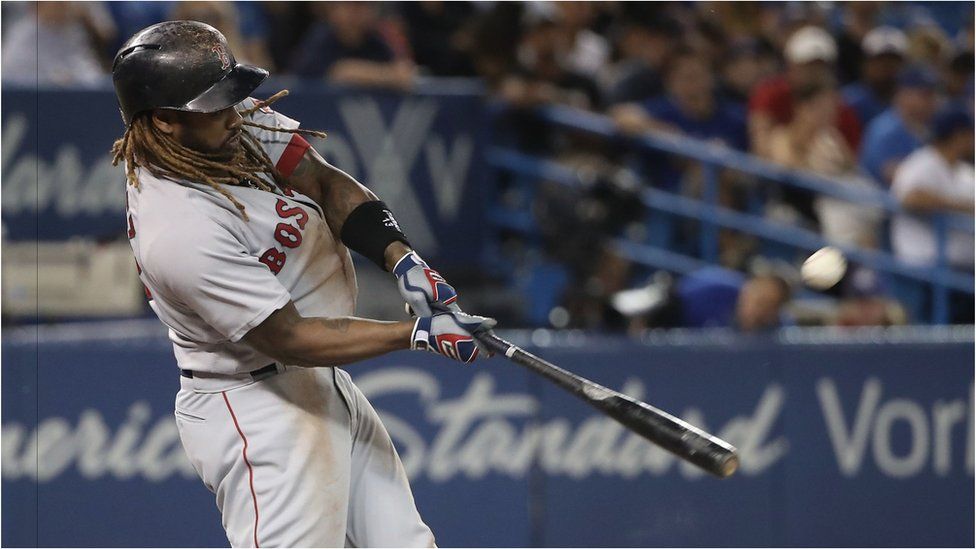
[112,21,268,126]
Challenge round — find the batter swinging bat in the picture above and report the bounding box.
[475,332,739,478]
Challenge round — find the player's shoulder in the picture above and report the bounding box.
[133,183,245,277]
[239,97,300,126]
[130,169,244,234]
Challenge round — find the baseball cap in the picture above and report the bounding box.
[897,65,939,90]
[862,26,908,57]
[785,26,837,64]
[931,106,974,140]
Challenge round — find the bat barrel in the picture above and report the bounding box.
[604,393,739,477]
[476,332,739,478]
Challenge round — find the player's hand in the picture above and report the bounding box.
[410,311,496,363]
[394,251,460,317]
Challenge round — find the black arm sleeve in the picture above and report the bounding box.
[339,200,411,270]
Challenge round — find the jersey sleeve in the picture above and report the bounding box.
[142,213,292,342]
[239,97,312,177]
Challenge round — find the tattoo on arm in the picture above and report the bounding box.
[288,148,377,240]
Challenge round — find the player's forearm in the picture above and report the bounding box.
[319,168,413,268]
[286,148,414,269]
[274,316,414,367]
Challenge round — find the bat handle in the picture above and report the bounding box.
[476,332,516,358]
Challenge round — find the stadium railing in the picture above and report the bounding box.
[485,104,974,325]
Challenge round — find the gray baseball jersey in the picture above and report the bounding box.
[126,99,435,547]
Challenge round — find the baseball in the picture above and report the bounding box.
[802,246,847,290]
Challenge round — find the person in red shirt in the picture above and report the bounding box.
[749,25,863,158]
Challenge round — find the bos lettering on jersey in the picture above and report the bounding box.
[258,196,310,275]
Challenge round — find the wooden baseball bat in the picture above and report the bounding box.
[476,332,739,478]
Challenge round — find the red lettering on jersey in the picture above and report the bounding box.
[275,199,309,230]
[259,248,286,274]
[274,222,302,249]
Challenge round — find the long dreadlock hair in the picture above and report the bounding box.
[111,90,327,221]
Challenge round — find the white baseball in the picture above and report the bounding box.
[802,246,847,290]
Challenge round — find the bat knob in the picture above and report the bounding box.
[718,452,740,478]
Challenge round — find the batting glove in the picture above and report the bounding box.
[411,311,496,363]
[394,251,459,317]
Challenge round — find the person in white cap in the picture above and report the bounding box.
[748,25,863,159]
[842,26,908,125]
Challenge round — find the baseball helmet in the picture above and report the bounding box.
[112,20,268,125]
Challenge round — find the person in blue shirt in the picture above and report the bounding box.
[611,47,747,190]
[841,26,907,125]
[859,65,939,186]
[289,3,415,90]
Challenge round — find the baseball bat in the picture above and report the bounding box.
[476,332,739,478]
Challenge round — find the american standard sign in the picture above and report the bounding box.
[4,369,971,483]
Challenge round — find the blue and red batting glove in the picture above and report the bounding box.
[394,251,460,317]
[411,312,496,363]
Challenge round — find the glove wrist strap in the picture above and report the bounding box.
[410,316,432,351]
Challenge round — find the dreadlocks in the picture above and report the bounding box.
[111,90,327,221]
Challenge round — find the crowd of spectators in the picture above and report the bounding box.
[2,1,973,329]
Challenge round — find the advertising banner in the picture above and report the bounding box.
[1,82,487,267]
[2,325,972,547]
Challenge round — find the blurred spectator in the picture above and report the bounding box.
[907,23,953,67]
[717,39,779,106]
[749,26,862,159]
[600,9,681,106]
[2,1,116,87]
[611,47,747,195]
[561,245,632,331]
[735,273,792,332]
[498,11,600,110]
[859,66,939,187]
[695,2,778,46]
[612,48,747,149]
[768,80,881,246]
[170,1,272,69]
[463,3,523,88]
[400,2,477,77]
[833,267,907,327]
[618,267,792,333]
[289,2,415,91]
[261,2,314,73]
[945,50,975,114]
[841,26,908,125]
[106,1,172,54]
[551,1,611,80]
[890,107,975,269]
[834,296,906,326]
[832,2,883,84]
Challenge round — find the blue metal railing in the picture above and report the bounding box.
[487,105,975,324]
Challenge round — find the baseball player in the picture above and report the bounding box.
[111,21,493,548]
